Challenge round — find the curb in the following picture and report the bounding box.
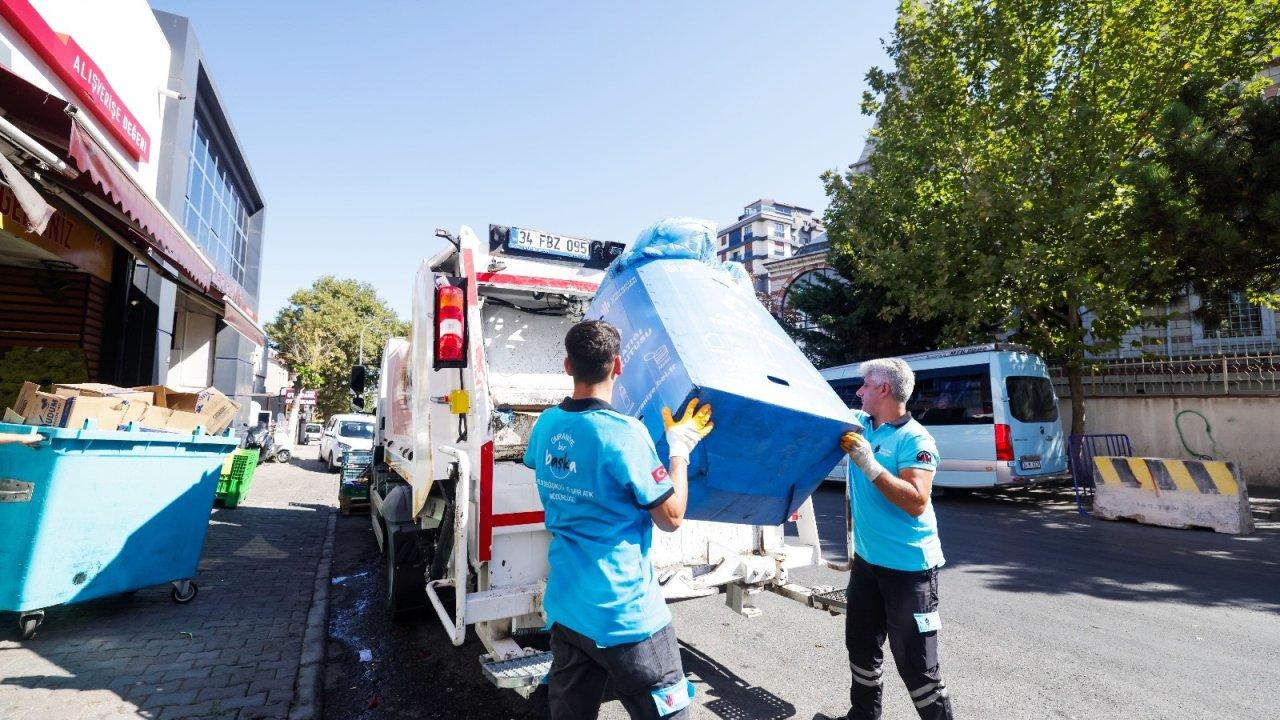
[289,508,337,720]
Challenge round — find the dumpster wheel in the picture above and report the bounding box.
[19,610,44,640]
[170,580,199,604]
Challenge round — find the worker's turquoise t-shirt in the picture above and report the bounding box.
[524,397,673,647]
[849,410,945,571]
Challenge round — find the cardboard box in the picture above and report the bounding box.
[4,407,24,424]
[131,385,170,407]
[132,404,174,432]
[54,383,155,405]
[15,382,128,430]
[129,384,240,435]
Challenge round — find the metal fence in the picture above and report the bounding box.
[1050,353,1280,397]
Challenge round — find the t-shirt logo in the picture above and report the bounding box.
[546,432,578,479]
[651,465,669,484]
[917,450,934,464]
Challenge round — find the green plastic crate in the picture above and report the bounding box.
[339,450,372,499]
[215,449,260,508]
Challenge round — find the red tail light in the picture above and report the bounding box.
[995,423,1014,461]
[435,285,465,364]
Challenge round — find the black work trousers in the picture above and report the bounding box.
[845,555,954,720]
[548,622,690,720]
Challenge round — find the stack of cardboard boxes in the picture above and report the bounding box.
[5,382,239,435]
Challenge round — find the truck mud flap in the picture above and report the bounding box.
[386,522,429,618]
[428,482,455,582]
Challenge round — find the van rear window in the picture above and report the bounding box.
[1006,376,1059,423]
[909,368,994,425]
[827,366,995,425]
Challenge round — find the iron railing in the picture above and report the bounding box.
[1050,353,1280,397]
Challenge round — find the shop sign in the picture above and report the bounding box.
[0,185,113,281]
[282,389,317,403]
[0,0,152,162]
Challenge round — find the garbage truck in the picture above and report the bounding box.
[354,223,855,695]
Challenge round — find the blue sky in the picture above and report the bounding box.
[148,1,898,321]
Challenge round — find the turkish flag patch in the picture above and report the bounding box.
[651,466,669,484]
[916,451,934,464]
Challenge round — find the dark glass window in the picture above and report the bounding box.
[338,421,374,439]
[908,365,994,425]
[1006,376,1059,423]
[830,378,863,409]
[829,364,994,425]
[184,117,250,284]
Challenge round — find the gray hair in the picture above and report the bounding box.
[861,357,915,404]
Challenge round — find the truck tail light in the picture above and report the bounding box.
[435,285,465,364]
[995,423,1014,461]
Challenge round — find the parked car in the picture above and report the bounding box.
[301,422,323,445]
[319,413,375,472]
[822,343,1070,490]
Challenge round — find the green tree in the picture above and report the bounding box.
[780,251,961,368]
[824,0,1280,435]
[265,277,409,418]
[1128,80,1280,322]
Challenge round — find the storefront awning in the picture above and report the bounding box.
[223,298,267,347]
[0,64,265,346]
[0,66,211,291]
[65,119,216,290]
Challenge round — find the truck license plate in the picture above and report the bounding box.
[1020,457,1042,470]
[509,227,591,260]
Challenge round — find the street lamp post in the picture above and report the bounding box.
[357,320,383,367]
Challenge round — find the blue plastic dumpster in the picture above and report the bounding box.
[0,421,238,639]
[587,218,859,524]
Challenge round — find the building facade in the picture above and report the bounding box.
[715,199,824,294]
[760,232,836,329]
[0,0,266,426]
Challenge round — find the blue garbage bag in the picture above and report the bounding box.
[609,217,754,294]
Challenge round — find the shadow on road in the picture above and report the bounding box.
[798,484,1280,614]
[680,639,797,719]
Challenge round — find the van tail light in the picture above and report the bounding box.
[995,423,1014,461]
[435,285,466,365]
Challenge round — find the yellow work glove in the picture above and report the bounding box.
[662,398,713,462]
[841,431,887,481]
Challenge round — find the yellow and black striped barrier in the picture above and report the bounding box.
[1092,457,1241,496]
[1091,456,1252,535]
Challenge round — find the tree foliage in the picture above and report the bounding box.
[1128,81,1280,322]
[823,0,1280,433]
[780,251,961,368]
[265,277,409,418]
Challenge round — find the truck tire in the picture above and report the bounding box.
[385,522,429,620]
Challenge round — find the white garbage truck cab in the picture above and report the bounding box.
[360,224,841,695]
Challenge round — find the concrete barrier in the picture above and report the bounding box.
[1091,456,1254,535]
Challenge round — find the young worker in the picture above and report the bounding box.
[524,319,713,720]
[823,357,954,720]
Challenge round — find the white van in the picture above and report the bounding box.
[320,413,375,472]
[822,344,1070,489]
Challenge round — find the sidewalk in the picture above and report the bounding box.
[0,446,337,720]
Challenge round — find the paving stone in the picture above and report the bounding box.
[0,453,334,720]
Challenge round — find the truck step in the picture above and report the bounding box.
[812,588,847,613]
[480,650,554,689]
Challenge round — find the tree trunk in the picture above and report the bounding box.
[1067,364,1086,437]
[1064,298,1087,437]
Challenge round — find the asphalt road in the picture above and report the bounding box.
[323,484,1280,720]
